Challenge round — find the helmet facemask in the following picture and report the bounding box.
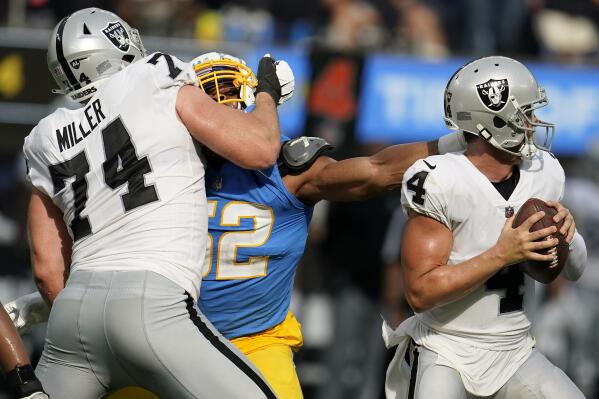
[478,89,555,159]
[125,28,146,57]
[505,88,555,158]
[192,54,257,109]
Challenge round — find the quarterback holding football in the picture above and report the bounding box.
[384,56,588,399]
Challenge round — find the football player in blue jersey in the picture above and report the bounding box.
[192,52,464,398]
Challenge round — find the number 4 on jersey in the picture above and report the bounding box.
[406,171,429,206]
[102,118,158,211]
[485,265,525,314]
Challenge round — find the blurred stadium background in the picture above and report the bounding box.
[1,0,599,398]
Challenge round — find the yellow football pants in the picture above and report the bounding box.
[231,311,304,399]
[106,345,301,399]
[107,387,157,398]
[241,343,303,399]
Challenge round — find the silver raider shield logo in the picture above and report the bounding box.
[505,206,514,218]
[102,22,130,52]
[476,78,509,111]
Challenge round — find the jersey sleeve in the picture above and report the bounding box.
[146,52,196,90]
[555,156,566,202]
[542,151,566,202]
[23,126,55,197]
[401,159,451,228]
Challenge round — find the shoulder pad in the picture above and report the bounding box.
[279,136,334,175]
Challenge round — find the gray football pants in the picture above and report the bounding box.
[35,270,277,399]
[403,343,585,399]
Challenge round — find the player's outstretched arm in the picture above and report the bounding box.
[177,55,285,170]
[402,210,559,313]
[292,141,437,203]
[28,188,72,306]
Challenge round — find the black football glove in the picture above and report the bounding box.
[255,55,282,104]
[6,365,48,398]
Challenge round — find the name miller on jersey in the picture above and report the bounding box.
[55,99,106,152]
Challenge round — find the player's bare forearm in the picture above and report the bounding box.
[311,141,437,202]
[308,156,378,201]
[402,213,506,312]
[226,92,281,167]
[176,86,280,169]
[33,267,67,307]
[0,306,31,372]
[251,92,281,150]
[403,210,559,312]
[407,249,510,312]
[28,189,71,306]
[367,141,437,195]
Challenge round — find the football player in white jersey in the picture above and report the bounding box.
[383,56,588,399]
[22,7,286,399]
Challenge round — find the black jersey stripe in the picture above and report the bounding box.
[55,14,81,91]
[184,294,277,399]
[407,345,420,399]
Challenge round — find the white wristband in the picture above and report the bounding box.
[562,231,587,281]
[438,131,466,154]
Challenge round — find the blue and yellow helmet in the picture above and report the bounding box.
[192,52,257,109]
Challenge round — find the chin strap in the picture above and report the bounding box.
[475,123,538,159]
[520,143,537,159]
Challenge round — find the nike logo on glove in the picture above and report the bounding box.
[423,160,437,170]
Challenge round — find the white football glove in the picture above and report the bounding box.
[274,59,294,105]
[4,292,50,334]
[22,393,49,399]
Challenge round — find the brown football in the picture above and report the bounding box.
[513,198,569,283]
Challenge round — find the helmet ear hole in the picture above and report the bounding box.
[493,116,507,128]
[83,24,91,34]
[122,54,135,63]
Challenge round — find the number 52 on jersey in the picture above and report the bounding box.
[203,201,274,280]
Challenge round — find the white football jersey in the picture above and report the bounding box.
[23,53,207,299]
[401,150,565,348]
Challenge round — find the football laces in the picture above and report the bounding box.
[546,236,559,268]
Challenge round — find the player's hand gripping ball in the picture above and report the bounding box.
[513,198,569,283]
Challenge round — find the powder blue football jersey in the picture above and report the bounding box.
[198,152,312,339]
